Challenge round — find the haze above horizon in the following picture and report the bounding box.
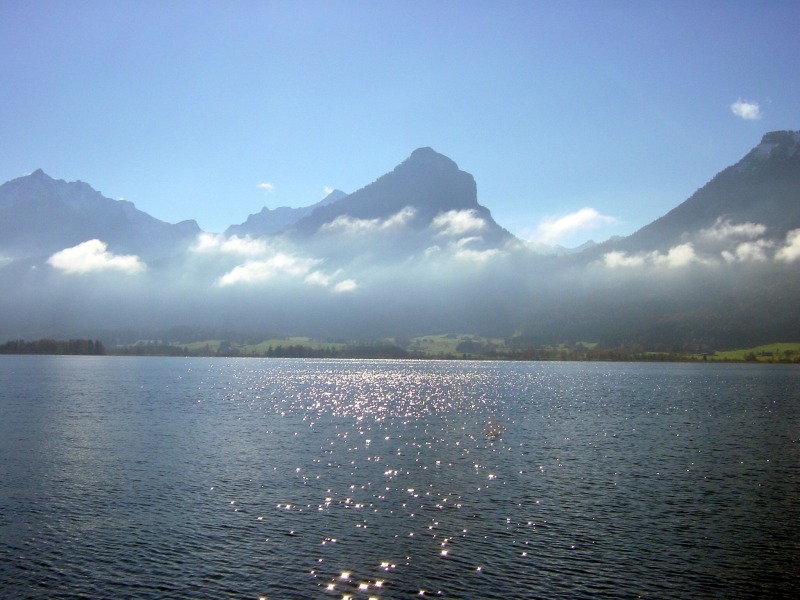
[2,1,798,247]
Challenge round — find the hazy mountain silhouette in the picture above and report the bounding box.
[0,169,200,260]
[225,188,347,237]
[0,134,798,349]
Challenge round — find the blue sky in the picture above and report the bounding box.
[1,0,798,246]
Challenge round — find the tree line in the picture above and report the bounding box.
[0,339,106,355]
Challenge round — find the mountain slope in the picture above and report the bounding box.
[593,130,800,256]
[0,169,200,260]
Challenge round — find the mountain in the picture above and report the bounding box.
[0,169,201,260]
[0,135,798,349]
[225,188,347,237]
[528,130,800,350]
[592,130,800,256]
[288,147,513,246]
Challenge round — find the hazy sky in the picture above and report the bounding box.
[2,0,798,246]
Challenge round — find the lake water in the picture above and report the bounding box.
[1,357,799,599]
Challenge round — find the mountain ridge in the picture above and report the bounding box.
[1,133,798,348]
[0,170,200,260]
[225,188,348,238]
[5,133,798,261]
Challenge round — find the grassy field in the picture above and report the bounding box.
[173,339,223,353]
[700,342,800,362]
[126,335,800,362]
[173,337,347,355]
[401,334,507,356]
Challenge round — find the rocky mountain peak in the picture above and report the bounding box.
[398,147,460,173]
[287,147,492,238]
[744,130,800,163]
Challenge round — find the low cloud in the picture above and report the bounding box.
[384,206,417,228]
[48,240,146,275]
[304,268,350,289]
[431,209,486,237]
[603,251,647,268]
[190,232,360,291]
[454,247,505,264]
[603,243,703,269]
[776,229,800,263]
[324,186,334,195]
[721,239,774,263]
[305,270,334,287]
[699,218,766,241]
[730,100,762,121]
[258,182,275,193]
[192,232,268,256]
[333,279,358,293]
[217,252,319,286]
[655,244,702,268]
[531,208,617,245]
[320,206,416,234]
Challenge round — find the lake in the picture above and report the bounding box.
[1,356,798,598]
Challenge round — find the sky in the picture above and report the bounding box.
[1,0,799,247]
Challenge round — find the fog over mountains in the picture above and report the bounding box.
[1,132,799,349]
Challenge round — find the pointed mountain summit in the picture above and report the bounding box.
[0,170,200,260]
[288,147,512,244]
[225,188,347,237]
[594,130,800,255]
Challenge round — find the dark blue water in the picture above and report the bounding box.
[1,357,799,598]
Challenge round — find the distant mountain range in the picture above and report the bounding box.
[0,169,200,261]
[1,132,798,348]
[225,188,347,237]
[3,133,798,264]
[0,147,513,262]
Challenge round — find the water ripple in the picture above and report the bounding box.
[1,357,799,598]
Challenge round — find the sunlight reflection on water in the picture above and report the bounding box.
[1,357,799,598]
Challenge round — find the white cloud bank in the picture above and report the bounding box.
[47,240,146,275]
[190,232,358,291]
[217,253,320,286]
[333,279,358,293]
[603,243,704,269]
[730,99,762,121]
[776,229,800,262]
[320,206,417,234]
[431,209,486,237]
[192,232,269,256]
[699,218,766,242]
[304,268,356,291]
[531,208,617,245]
[304,269,336,287]
[454,247,505,264]
[258,182,275,193]
[722,239,774,263]
[604,228,800,268]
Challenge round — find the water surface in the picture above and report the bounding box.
[1,357,798,598]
